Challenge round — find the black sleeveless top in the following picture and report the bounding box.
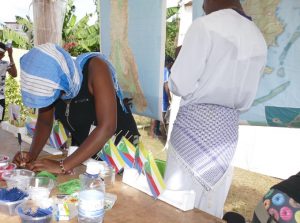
[55,58,140,147]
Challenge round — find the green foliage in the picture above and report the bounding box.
[16,15,33,33]
[0,15,33,50]
[5,77,21,105]
[0,0,100,126]
[62,0,76,40]
[62,0,100,56]
[167,6,180,19]
[1,0,100,55]
[165,6,180,59]
[0,28,31,49]
[16,15,34,48]
[4,76,32,125]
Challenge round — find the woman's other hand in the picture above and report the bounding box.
[12,151,32,168]
[29,159,64,174]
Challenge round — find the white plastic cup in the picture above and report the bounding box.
[28,177,55,201]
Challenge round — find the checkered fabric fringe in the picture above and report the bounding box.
[170,103,239,191]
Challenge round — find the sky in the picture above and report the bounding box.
[0,0,180,23]
[0,0,97,23]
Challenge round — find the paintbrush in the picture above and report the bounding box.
[17,133,25,167]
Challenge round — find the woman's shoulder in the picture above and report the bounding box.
[88,57,110,73]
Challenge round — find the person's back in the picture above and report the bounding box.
[55,58,140,147]
[165,0,268,218]
[170,8,267,112]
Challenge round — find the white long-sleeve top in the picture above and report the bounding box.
[169,9,267,112]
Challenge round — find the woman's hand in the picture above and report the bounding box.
[29,159,63,174]
[12,151,32,168]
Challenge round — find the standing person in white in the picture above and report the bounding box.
[0,42,17,123]
[164,0,268,218]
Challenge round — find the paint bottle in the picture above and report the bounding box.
[78,161,105,223]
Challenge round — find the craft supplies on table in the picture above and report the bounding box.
[28,177,55,201]
[36,171,57,181]
[2,169,35,191]
[0,155,9,168]
[15,199,53,223]
[0,163,16,180]
[104,193,117,211]
[0,188,28,216]
[58,179,81,195]
[53,193,78,221]
[99,163,115,189]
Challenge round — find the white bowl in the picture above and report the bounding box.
[2,169,35,191]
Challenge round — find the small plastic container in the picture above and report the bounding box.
[28,177,55,201]
[0,155,9,168]
[104,193,117,211]
[0,198,27,216]
[53,193,78,221]
[2,169,35,190]
[0,163,17,180]
[15,200,53,223]
[99,163,115,188]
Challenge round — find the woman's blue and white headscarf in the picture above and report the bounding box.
[20,43,82,108]
[20,43,125,110]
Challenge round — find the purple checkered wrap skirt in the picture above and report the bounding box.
[170,103,239,191]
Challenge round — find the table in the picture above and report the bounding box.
[0,128,225,223]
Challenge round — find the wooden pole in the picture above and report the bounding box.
[32,0,66,46]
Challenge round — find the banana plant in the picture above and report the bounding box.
[16,15,34,47]
[0,15,33,49]
[1,0,100,55]
[62,0,100,56]
[0,28,31,49]
[166,6,180,58]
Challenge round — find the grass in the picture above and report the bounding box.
[225,168,280,221]
[134,115,167,160]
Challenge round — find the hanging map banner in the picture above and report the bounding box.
[193,0,300,128]
[100,0,166,119]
